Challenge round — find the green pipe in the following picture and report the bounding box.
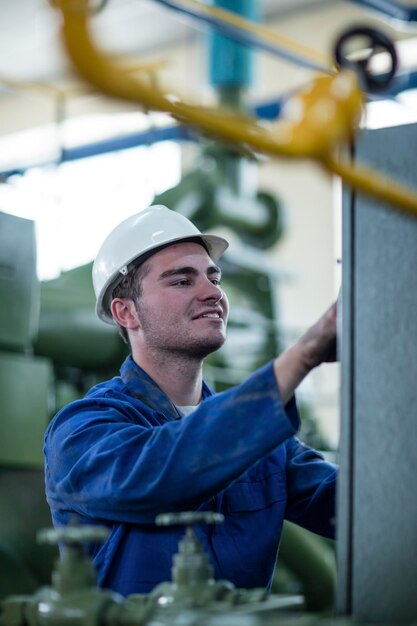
[279,521,336,612]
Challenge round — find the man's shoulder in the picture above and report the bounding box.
[85,374,129,401]
[45,375,140,439]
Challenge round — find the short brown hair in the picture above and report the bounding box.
[111,260,151,345]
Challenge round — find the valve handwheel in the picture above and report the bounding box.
[334,25,398,93]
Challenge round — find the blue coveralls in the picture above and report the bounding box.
[44,355,337,597]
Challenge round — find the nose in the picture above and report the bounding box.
[197,277,223,303]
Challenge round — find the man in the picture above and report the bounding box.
[44,205,338,597]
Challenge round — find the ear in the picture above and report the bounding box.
[110,298,140,331]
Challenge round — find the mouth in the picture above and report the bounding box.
[192,310,223,321]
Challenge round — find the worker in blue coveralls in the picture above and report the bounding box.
[44,204,338,598]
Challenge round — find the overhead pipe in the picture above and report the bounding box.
[50,0,417,217]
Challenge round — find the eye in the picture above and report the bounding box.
[211,277,222,286]
[173,278,191,286]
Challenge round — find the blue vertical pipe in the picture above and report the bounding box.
[209,0,260,88]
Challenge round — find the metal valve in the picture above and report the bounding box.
[37,522,110,595]
[334,25,398,94]
[155,512,224,588]
[131,511,236,610]
[0,523,130,626]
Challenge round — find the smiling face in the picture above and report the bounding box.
[130,241,229,360]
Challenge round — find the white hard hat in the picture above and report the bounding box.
[93,205,229,324]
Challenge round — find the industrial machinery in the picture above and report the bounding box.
[0,513,322,626]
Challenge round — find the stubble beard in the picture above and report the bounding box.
[136,302,226,362]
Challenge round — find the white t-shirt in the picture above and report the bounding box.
[175,404,199,418]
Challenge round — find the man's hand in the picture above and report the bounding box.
[273,301,338,405]
[297,301,338,370]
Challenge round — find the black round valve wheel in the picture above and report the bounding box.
[334,25,398,94]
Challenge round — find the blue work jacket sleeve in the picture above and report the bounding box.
[45,362,300,524]
[284,436,337,538]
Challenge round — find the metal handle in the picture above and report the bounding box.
[156,511,224,527]
[37,525,109,546]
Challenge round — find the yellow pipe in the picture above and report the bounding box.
[53,4,361,157]
[51,0,417,218]
[323,156,417,217]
